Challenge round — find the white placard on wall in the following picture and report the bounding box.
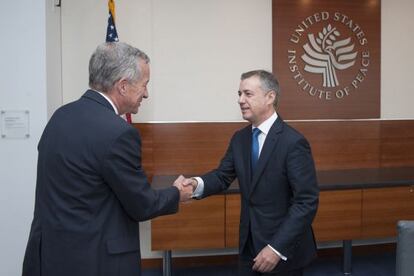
[1,110,30,139]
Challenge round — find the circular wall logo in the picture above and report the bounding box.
[287,12,370,100]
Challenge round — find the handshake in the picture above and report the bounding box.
[173,175,198,202]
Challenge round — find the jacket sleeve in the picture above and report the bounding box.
[270,137,319,258]
[101,127,179,221]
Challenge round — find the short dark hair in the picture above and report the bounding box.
[241,70,280,110]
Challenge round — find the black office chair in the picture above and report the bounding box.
[396,220,414,276]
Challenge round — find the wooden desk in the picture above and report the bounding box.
[151,167,414,275]
[152,195,225,250]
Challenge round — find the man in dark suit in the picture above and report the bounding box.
[22,42,192,276]
[182,70,319,275]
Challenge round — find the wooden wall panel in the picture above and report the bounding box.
[151,196,225,250]
[134,120,414,175]
[380,120,414,167]
[313,190,362,241]
[134,124,154,179]
[151,123,246,175]
[290,121,381,170]
[225,194,241,248]
[361,186,414,238]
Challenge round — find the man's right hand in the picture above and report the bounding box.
[173,175,194,202]
[182,177,198,192]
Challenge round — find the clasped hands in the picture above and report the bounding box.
[173,175,197,202]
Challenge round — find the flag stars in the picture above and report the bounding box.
[106,10,119,42]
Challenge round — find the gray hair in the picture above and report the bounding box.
[89,42,150,92]
[241,70,280,110]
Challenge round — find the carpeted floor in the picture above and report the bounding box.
[142,251,395,276]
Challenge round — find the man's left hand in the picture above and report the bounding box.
[252,246,281,273]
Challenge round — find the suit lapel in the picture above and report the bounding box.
[240,126,252,188]
[249,117,284,198]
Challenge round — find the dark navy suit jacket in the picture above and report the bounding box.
[201,116,319,273]
[23,90,179,276]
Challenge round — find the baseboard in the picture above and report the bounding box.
[141,242,396,269]
[141,254,238,269]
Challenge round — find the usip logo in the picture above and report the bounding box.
[287,12,370,101]
[302,24,357,88]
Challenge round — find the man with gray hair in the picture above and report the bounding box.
[181,70,319,275]
[22,42,192,276]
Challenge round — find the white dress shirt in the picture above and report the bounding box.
[92,89,119,115]
[193,112,287,260]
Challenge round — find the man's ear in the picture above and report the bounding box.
[116,78,129,96]
[266,90,276,104]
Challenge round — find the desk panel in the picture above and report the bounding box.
[225,194,241,248]
[225,190,363,246]
[362,186,414,238]
[151,195,225,250]
[313,190,362,241]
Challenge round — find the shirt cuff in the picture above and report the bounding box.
[192,177,204,198]
[267,244,287,261]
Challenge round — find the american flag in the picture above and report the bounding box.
[106,0,132,124]
[106,0,119,42]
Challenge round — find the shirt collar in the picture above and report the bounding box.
[252,112,278,135]
[91,89,119,115]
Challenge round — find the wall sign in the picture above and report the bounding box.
[273,0,380,119]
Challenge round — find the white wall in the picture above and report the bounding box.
[381,0,414,118]
[60,0,414,122]
[61,0,272,122]
[0,1,48,275]
[46,0,63,117]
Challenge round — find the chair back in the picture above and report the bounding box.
[396,220,414,276]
